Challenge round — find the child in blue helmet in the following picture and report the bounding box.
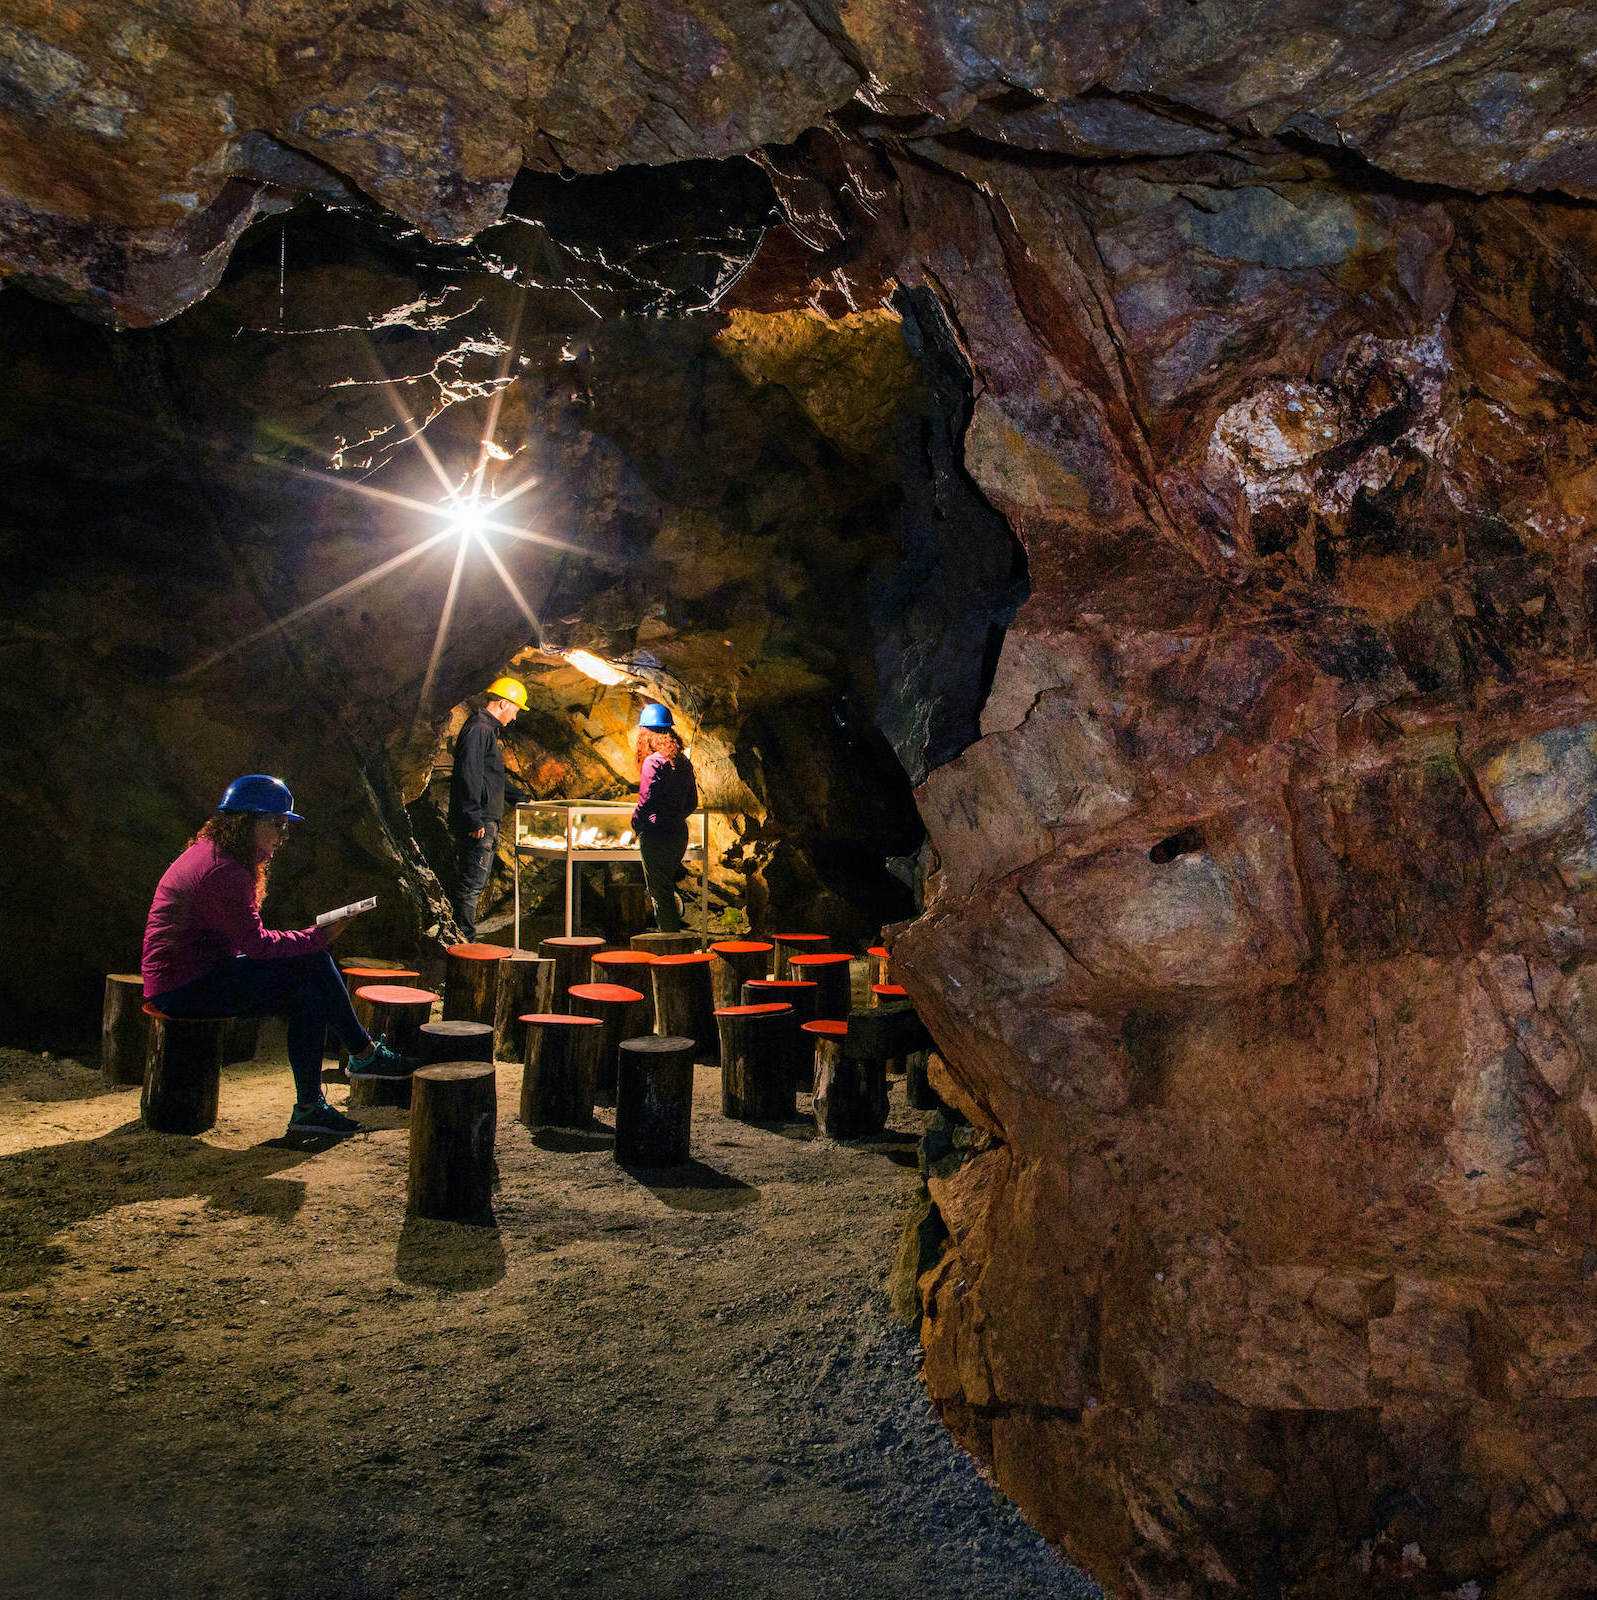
[141,774,405,1137]
[631,706,698,933]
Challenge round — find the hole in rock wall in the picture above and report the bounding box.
[1148,826,1206,864]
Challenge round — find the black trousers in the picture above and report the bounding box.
[451,819,499,941]
[638,824,689,933]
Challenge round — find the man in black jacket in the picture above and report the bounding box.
[447,676,529,941]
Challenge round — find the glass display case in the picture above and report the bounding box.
[511,799,711,943]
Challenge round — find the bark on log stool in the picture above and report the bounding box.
[140,1004,225,1134]
[569,982,647,1104]
[591,950,658,1033]
[867,945,892,986]
[870,983,912,1076]
[905,1051,939,1111]
[540,935,607,1005]
[709,941,774,1007]
[788,952,854,1021]
[493,952,554,1062]
[418,1020,495,1066]
[407,1064,497,1223]
[354,984,437,1058]
[614,1034,695,1167]
[716,1003,798,1123]
[631,931,699,958]
[348,1070,412,1109]
[337,964,420,1070]
[519,1013,602,1129]
[650,953,717,1058]
[442,942,512,1026]
[770,932,828,980]
[805,1019,888,1140]
[103,974,149,1086]
[743,979,819,1092]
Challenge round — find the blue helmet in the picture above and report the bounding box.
[217,774,304,821]
[638,704,675,731]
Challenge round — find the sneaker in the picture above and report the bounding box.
[347,1038,408,1077]
[287,1099,362,1137]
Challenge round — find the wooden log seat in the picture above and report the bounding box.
[742,978,819,1092]
[407,1064,497,1223]
[102,973,149,1087]
[805,1018,888,1140]
[442,942,512,1026]
[770,932,829,980]
[867,944,892,986]
[630,931,700,958]
[614,1034,696,1167]
[715,1002,798,1123]
[591,950,659,1033]
[418,1020,495,1066]
[493,952,555,1062]
[337,964,420,1070]
[708,940,774,1008]
[140,1004,225,1134]
[568,982,648,1105]
[519,1013,602,1130]
[353,984,438,1059]
[649,953,718,1058]
[539,935,607,1006]
[787,952,854,1022]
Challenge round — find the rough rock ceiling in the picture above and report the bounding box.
[5,1,1597,323]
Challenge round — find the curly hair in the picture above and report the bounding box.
[635,728,683,769]
[194,812,271,906]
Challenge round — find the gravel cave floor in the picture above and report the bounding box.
[0,1039,1097,1600]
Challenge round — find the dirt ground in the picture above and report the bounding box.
[0,1035,1097,1600]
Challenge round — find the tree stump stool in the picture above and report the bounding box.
[354,984,437,1059]
[419,1020,494,1066]
[591,950,658,1033]
[443,942,511,1026]
[905,1051,938,1111]
[614,1035,695,1166]
[540,935,607,1006]
[806,1019,888,1140]
[788,952,854,1021]
[770,933,828,980]
[743,978,819,1091]
[650,952,717,1058]
[493,952,554,1061]
[631,931,699,958]
[520,1013,602,1129]
[348,1069,413,1109]
[871,982,912,1075]
[337,964,420,1070]
[709,940,773,1007]
[408,1064,497,1223]
[569,982,647,1104]
[602,870,650,943]
[716,1003,798,1123]
[102,974,149,1086]
[868,944,892,986]
[140,1005,225,1134]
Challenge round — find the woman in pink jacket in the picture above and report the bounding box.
[141,774,403,1137]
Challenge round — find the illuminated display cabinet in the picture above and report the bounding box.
[511,799,712,942]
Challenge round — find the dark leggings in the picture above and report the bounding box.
[151,950,371,1105]
[638,825,689,933]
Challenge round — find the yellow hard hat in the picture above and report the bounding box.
[485,676,528,711]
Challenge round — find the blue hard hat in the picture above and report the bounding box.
[217,774,304,821]
[638,704,675,730]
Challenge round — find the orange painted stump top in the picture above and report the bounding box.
[771,933,828,946]
[593,951,657,968]
[341,965,420,981]
[745,979,817,991]
[867,945,890,960]
[801,1019,848,1037]
[653,952,715,967]
[353,984,438,1006]
[543,936,606,950]
[518,1012,603,1026]
[789,953,853,969]
[872,983,909,999]
[569,982,645,1005]
[446,942,512,960]
[714,1002,794,1017]
[710,940,774,955]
